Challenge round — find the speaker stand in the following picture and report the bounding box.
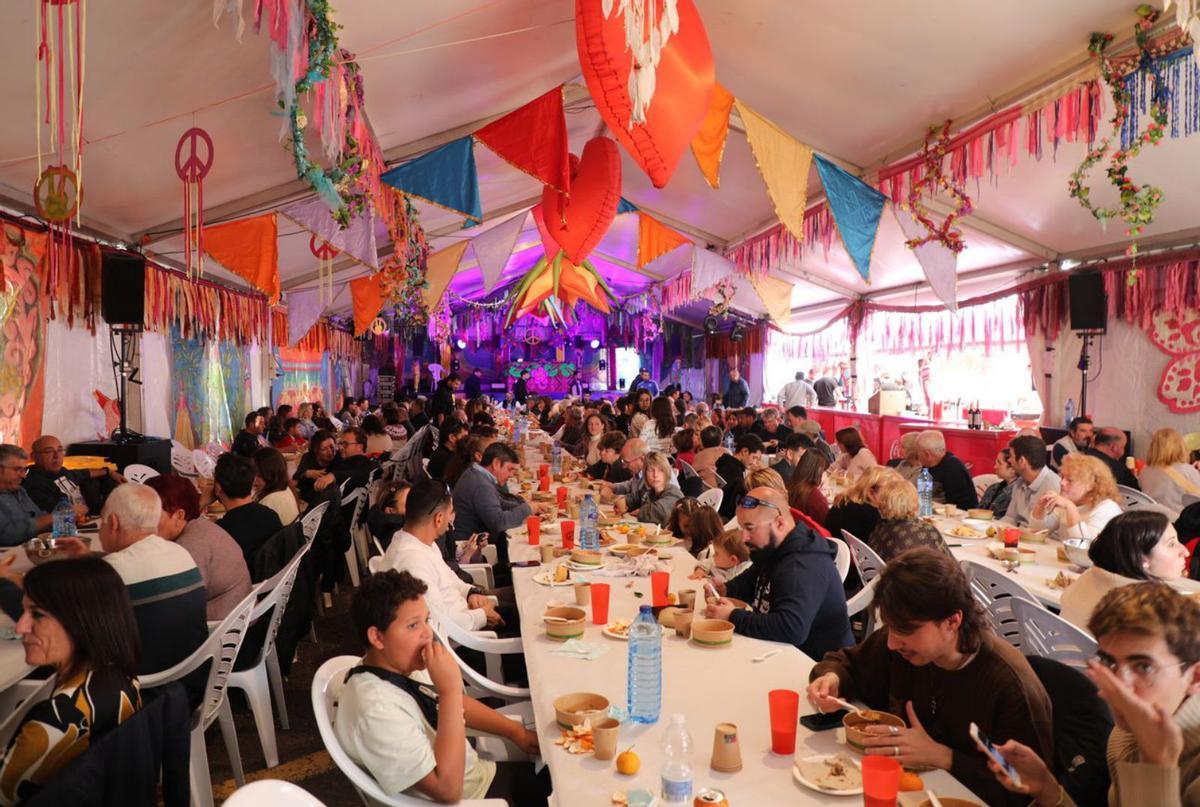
[110,325,144,445]
[1077,332,1094,418]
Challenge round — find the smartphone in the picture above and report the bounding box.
[969,722,1021,787]
[800,709,847,732]
[472,532,489,548]
[511,560,540,568]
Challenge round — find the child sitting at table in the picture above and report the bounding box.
[667,500,723,558]
[691,528,751,584]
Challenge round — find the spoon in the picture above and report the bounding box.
[752,649,781,663]
[827,697,870,717]
[926,791,944,807]
[543,615,571,623]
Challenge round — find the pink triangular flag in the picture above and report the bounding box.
[286,287,329,346]
[470,212,527,294]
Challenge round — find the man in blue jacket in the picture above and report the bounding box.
[706,486,853,660]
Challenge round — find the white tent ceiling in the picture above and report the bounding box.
[0,1,1196,329]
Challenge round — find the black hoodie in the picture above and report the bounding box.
[724,522,854,659]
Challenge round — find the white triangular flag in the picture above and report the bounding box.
[894,207,958,312]
[470,212,528,294]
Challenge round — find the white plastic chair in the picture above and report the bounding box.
[171,441,197,476]
[426,596,525,689]
[972,473,1000,499]
[454,540,498,590]
[224,780,325,806]
[226,538,314,769]
[124,463,159,483]
[340,487,368,588]
[300,500,329,543]
[0,677,55,750]
[1117,484,1157,510]
[829,536,851,582]
[192,449,216,479]
[141,588,259,806]
[841,530,885,584]
[961,560,1043,649]
[429,610,530,704]
[696,488,723,511]
[311,656,508,806]
[1012,597,1097,671]
[367,555,382,574]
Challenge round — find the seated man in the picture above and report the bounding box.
[585,431,632,484]
[23,434,124,514]
[807,547,1053,807]
[427,421,467,482]
[705,487,852,658]
[450,442,548,571]
[1,444,87,547]
[1051,416,1093,472]
[751,407,792,450]
[916,430,978,510]
[692,426,727,489]
[715,434,764,520]
[770,432,812,486]
[382,480,506,633]
[1003,435,1061,526]
[728,407,758,440]
[985,582,1200,807]
[1085,427,1140,490]
[797,420,837,466]
[232,411,265,458]
[597,438,648,507]
[326,427,379,492]
[214,453,283,571]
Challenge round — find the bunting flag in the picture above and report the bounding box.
[380,137,482,225]
[617,197,640,215]
[735,99,813,243]
[286,287,329,346]
[638,213,691,268]
[202,213,280,303]
[690,246,737,296]
[691,82,734,189]
[470,211,527,294]
[474,86,570,194]
[422,241,471,311]
[894,206,958,311]
[813,154,887,283]
[350,273,387,336]
[749,273,794,327]
[279,197,379,269]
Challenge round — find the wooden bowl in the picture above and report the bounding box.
[553,692,610,728]
[657,606,683,628]
[543,606,587,641]
[570,549,603,566]
[844,710,906,749]
[690,618,735,647]
[966,509,993,521]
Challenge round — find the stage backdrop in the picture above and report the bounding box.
[0,223,48,447]
[170,326,250,449]
[272,347,331,410]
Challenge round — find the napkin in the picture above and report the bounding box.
[591,554,670,578]
[548,639,610,660]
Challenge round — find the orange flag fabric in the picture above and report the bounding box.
[421,241,471,311]
[350,274,386,336]
[690,83,734,189]
[202,213,280,303]
[637,213,691,268]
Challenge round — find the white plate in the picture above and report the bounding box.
[602,624,669,640]
[563,559,606,571]
[792,755,863,796]
[532,570,576,587]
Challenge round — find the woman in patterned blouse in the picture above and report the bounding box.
[0,557,142,805]
[867,474,954,562]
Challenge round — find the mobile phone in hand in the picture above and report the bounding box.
[970,722,1021,787]
[800,709,847,732]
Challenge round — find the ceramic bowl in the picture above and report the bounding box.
[1063,538,1093,568]
[553,692,610,728]
[543,606,587,641]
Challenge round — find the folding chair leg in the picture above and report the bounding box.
[239,664,280,768]
[266,647,290,731]
[189,726,215,807]
[216,697,245,787]
[344,543,361,587]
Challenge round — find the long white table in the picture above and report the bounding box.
[506,522,982,806]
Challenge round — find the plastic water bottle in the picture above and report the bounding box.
[627,604,662,725]
[1064,397,1076,428]
[579,494,600,551]
[51,496,77,538]
[917,468,934,517]
[723,431,735,452]
[660,714,694,803]
[551,443,562,476]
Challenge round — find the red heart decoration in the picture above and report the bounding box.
[538,136,621,265]
[576,0,715,188]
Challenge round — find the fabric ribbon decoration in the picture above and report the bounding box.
[202,213,281,303]
[470,212,527,294]
[690,82,734,189]
[422,241,471,311]
[474,86,570,193]
[735,99,813,245]
[814,154,887,283]
[350,273,387,336]
[381,137,482,226]
[894,206,958,312]
[637,213,691,268]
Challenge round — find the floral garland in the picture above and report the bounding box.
[379,195,431,328]
[1067,5,1168,275]
[902,121,974,253]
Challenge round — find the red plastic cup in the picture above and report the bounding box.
[1003,527,1021,549]
[556,486,569,508]
[590,582,610,625]
[862,756,901,807]
[767,689,800,755]
[650,570,670,607]
[526,516,541,546]
[539,463,550,478]
[561,520,575,550]
[538,475,550,492]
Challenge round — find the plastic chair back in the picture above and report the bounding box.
[842,530,884,583]
[124,463,159,484]
[1013,597,1097,671]
[961,560,1043,649]
[1117,484,1157,510]
[300,500,329,543]
[696,488,723,511]
[829,536,851,582]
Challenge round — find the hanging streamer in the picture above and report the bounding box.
[309,234,339,304]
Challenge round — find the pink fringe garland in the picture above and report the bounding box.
[659,271,693,313]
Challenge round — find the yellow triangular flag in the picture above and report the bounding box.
[749,274,794,327]
[735,99,813,242]
[637,213,691,268]
[422,241,471,310]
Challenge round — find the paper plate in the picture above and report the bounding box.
[792,755,863,796]
[532,570,576,587]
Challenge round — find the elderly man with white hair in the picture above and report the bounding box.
[915,429,978,510]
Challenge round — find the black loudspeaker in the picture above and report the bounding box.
[101,253,146,327]
[1068,271,1107,332]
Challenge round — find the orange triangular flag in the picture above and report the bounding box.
[202,213,280,303]
[637,213,691,268]
[422,241,470,311]
[350,274,386,336]
[690,83,734,189]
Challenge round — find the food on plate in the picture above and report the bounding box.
[985,526,999,538]
[1049,571,1075,589]
[948,525,983,539]
[553,721,595,755]
[796,755,862,791]
[553,565,571,583]
[605,619,633,637]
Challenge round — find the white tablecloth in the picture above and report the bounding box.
[507,525,982,805]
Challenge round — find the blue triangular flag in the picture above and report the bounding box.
[814,154,886,282]
[381,136,482,224]
[617,197,639,215]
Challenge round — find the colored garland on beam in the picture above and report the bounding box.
[902,121,974,254]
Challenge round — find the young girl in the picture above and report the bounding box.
[690,529,751,584]
[667,502,723,558]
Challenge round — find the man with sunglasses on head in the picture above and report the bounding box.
[704,486,852,660]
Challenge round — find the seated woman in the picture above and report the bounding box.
[1030,453,1122,542]
[833,427,878,479]
[0,558,142,805]
[1060,509,1190,629]
[617,451,683,527]
[254,446,300,525]
[987,582,1200,807]
[1140,427,1200,513]
[867,475,953,561]
[146,474,252,620]
[585,431,632,484]
[690,528,752,584]
[671,428,697,468]
[578,413,606,466]
[979,448,1018,519]
[336,570,547,805]
[825,465,891,546]
[361,415,394,456]
[367,481,410,551]
[786,450,831,526]
[887,432,923,483]
[292,430,337,506]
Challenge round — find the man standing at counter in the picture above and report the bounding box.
[813,371,840,407]
[778,371,817,410]
[916,430,978,510]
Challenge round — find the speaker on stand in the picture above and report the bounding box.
[101,253,147,444]
[1067,270,1107,419]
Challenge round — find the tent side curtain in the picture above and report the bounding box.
[269,308,358,358]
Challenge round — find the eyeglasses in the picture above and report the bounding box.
[2,464,29,475]
[739,495,780,513]
[1091,654,1192,686]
